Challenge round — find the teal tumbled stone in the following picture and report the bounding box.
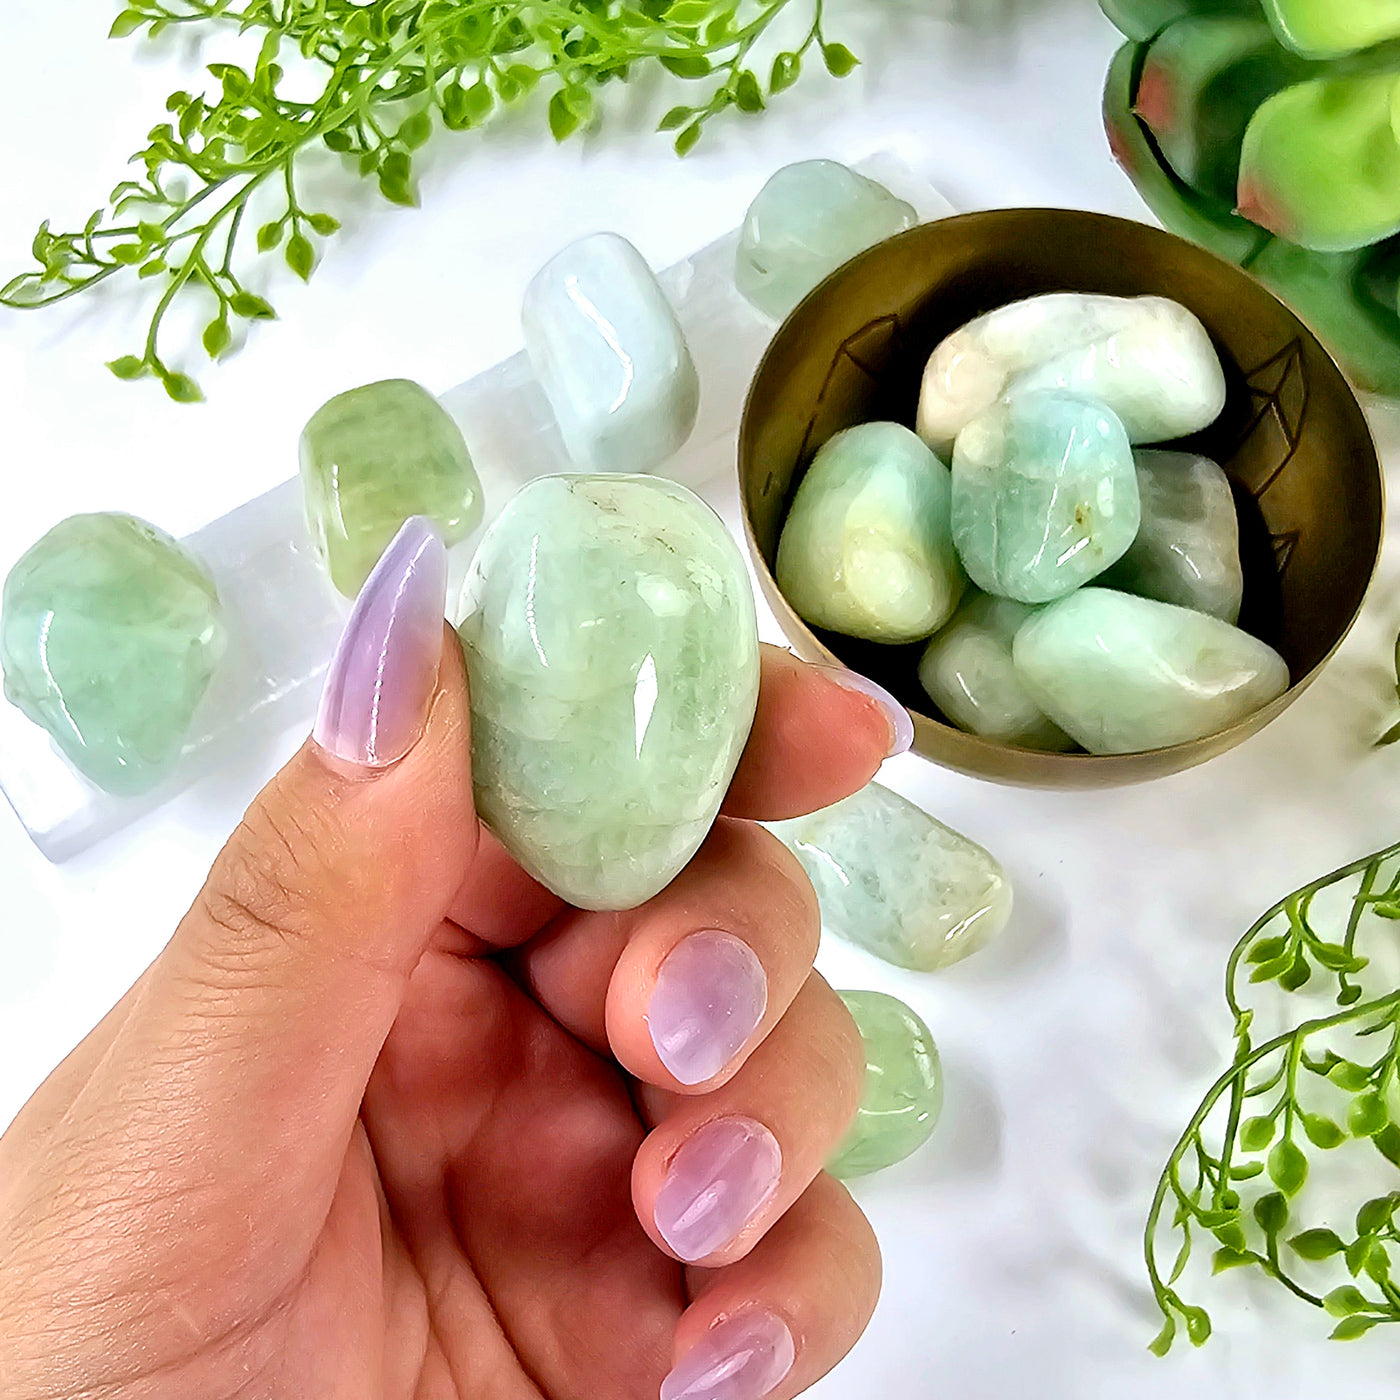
[769,782,1012,972]
[1,513,225,796]
[828,990,944,1180]
[951,390,1140,605]
[776,422,965,644]
[457,475,760,911]
[1012,587,1290,753]
[736,160,918,321]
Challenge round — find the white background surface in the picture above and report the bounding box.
[3,1,1400,1396]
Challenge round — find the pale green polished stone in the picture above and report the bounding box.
[736,160,918,321]
[917,590,1075,750]
[769,782,1012,972]
[457,474,759,911]
[1099,450,1244,623]
[776,422,965,644]
[828,990,944,1180]
[1012,587,1290,754]
[300,378,483,597]
[1,513,225,796]
[951,390,1140,605]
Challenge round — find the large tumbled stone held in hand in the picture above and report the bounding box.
[522,233,699,474]
[916,292,1227,456]
[457,475,759,911]
[769,782,1012,972]
[951,390,1140,605]
[1012,587,1290,753]
[1,512,226,796]
[1100,450,1243,623]
[735,160,918,321]
[828,990,944,1180]
[300,378,483,597]
[776,421,965,644]
[918,590,1075,750]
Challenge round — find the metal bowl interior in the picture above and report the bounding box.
[737,209,1383,789]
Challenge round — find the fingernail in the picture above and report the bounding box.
[813,664,914,757]
[654,1117,782,1262]
[648,932,768,1086]
[314,517,447,767]
[661,1310,796,1400]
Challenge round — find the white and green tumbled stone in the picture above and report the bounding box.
[457,474,759,911]
[1,512,225,796]
[300,378,483,597]
[735,160,918,321]
[1012,587,1290,754]
[1099,450,1244,623]
[917,590,1075,750]
[951,390,1140,605]
[522,233,699,474]
[769,782,1012,972]
[828,990,944,1180]
[776,422,965,644]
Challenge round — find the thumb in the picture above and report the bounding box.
[136,517,477,1162]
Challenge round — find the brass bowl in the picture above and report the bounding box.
[737,209,1383,788]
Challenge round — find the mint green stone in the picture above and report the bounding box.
[1,513,225,796]
[1012,587,1290,753]
[769,783,1012,972]
[829,990,944,1180]
[918,590,1075,751]
[300,378,482,597]
[457,475,760,911]
[736,161,918,321]
[951,390,1140,605]
[776,422,965,644]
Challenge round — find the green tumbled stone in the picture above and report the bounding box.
[828,990,943,1180]
[301,378,483,597]
[1,512,225,796]
[1012,587,1290,753]
[776,422,965,644]
[951,391,1140,605]
[457,475,760,911]
[769,782,1012,972]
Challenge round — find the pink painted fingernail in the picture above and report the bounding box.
[661,1310,796,1400]
[813,664,914,756]
[654,1117,782,1262]
[313,517,446,767]
[648,932,768,1086]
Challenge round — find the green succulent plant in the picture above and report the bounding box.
[1102,0,1400,395]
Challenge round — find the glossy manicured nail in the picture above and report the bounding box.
[314,517,447,767]
[648,931,768,1086]
[814,664,914,756]
[654,1117,782,1262]
[661,1310,796,1400]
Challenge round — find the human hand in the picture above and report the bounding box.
[0,518,907,1400]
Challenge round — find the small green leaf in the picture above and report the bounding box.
[1350,1092,1389,1138]
[1268,1140,1308,1196]
[306,213,340,237]
[659,53,713,78]
[323,129,354,153]
[378,151,415,207]
[1240,1116,1276,1152]
[285,232,315,280]
[1331,1315,1382,1341]
[1254,1190,1290,1234]
[109,244,147,265]
[734,70,764,113]
[1230,1160,1265,1180]
[1212,1220,1247,1253]
[1181,1305,1212,1346]
[1338,984,1365,1005]
[106,355,148,381]
[1290,1228,1346,1260]
[460,80,495,126]
[138,259,166,279]
[1303,1113,1345,1149]
[1356,1195,1399,1236]
[109,9,146,39]
[202,315,231,359]
[1311,941,1360,971]
[822,42,859,77]
[658,105,692,131]
[1324,1285,1374,1317]
[548,88,580,142]
[1372,1123,1400,1167]
[399,111,432,150]
[1246,935,1289,964]
[257,221,284,252]
[1365,1246,1391,1285]
[665,0,714,24]
[1329,1061,1373,1092]
[161,370,203,403]
[770,51,801,93]
[1346,1236,1374,1278]
[1211,1247,1252,1273]
[674,121,702,156]
[1249,953,1294,983]
[1278,955,1312,991]
[1147,1313,1177,1357]
[505,65,540,93]
[229,292,275,320]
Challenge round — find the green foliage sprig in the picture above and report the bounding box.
[1,0,856,401]
[1148,842,1400,1351]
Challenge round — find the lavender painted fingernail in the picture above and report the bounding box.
[648,932,768,1086]
[813,664,914,756]
[313,517,447,768]
[661,1311,796,1400]
[654,1117,782,1262]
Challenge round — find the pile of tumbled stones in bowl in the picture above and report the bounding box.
[775,291,1292,756]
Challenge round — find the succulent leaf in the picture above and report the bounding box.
[1261,0,1400,61]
